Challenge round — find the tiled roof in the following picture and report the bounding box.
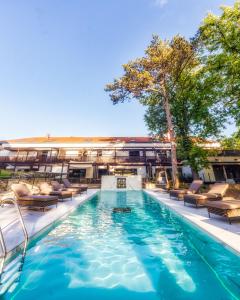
[3,136,164,144]
[2,136,218,146]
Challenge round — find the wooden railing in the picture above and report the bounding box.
[217,150,240,157]
[0,155,172,164]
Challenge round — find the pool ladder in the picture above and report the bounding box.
[0,198,29,295]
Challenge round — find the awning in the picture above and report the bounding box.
[69,164,92,169]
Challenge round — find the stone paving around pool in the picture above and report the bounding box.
[0,189,98,254]
[1,189,240,258]
[146,190,240,255]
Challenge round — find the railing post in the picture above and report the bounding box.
[60,163,64,181]
[0,228,6,259]
[0,227,7,284]
[13,199,28,242]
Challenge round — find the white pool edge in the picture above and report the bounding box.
[4,189,99,260]
[145,190,240,256]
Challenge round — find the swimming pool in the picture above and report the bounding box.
[3,191,240,299]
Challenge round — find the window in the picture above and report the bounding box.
[69,168,86,178]
[129,150,140,157]
[98,169,108,177]
[114,168,137,176]
[225,165,240,182]
[97,150,102,157]
[212,165,225,181]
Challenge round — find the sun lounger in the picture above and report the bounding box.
[51,180,82,195]
[169,180,203,200]
[62,178,88,193]
[183,183,229,208]
[52,180,84,195]
[206,197,240,224]
[39,182,72,201]
[11,183,58,211]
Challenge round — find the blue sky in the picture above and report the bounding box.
[0,0,236,140]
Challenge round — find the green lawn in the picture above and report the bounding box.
[0,169,13,179]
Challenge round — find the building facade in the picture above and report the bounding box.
[0,136,239,183]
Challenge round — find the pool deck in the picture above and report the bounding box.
[0,189,98,256]
[146,190,240,255]
[1,188,240,258]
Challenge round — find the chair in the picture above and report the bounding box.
[11,183,58,211]
[169,180,203,200]
[39,182,72,201]
[206,197,240,224]
[62,178,88,193]
[183,183,229,208]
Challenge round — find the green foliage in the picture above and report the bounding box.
[0,169,12,179]
[106,1,240,179]
[105,35,199,102]
[139,2,240,174]
[141,58,227,173]
[141,95,167,137]
[185,144,210,173]
[105,35,202,187]
[221,128,240,150]
[199,1,240,124]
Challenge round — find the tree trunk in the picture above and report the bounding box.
[161,84,180,189]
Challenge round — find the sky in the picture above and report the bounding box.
[0,0,236,140]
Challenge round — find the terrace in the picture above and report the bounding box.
[146,190,240,254]
[0,184,239,257]
[0,154,171,164]
[1,0,239,297]
[0,189,98,254]
[0,185,239,298]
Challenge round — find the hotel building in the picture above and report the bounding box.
[0,136,240,183]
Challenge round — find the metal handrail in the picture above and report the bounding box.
[0,229,6,259]
[0,228,6,284]
[4,198,28,242]
[0,197,28,258]
[0,197,29,290]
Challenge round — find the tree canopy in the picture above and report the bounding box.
[139,35,229,175]
[106,35,202,187]
[199,1,240,124]
[221,128,240,150]
[105,1,240,184]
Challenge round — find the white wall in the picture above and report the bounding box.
[146,151,155,157]
[39,165,52,172]
[65,150,78,156]
[102,150,114,156]
[51,165,68,174]
[0,150,11,156]
[15,166,31,170]
[127,176,142,190]
[182,166,192,177]
[137,166,146,177]
[86,167,93,178]
[116,150,127,157]
[199,166,215,182]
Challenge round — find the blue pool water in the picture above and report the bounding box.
[3,191,240,299]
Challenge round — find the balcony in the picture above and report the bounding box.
[217,150,240,157]
[0,155,172,165]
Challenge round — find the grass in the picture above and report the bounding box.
[0,169,13,179]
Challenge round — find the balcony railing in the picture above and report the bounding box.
[0,155,172,164]
[217,150,240,157]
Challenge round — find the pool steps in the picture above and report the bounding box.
[0,246,27,295]
[0,272,20,295]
